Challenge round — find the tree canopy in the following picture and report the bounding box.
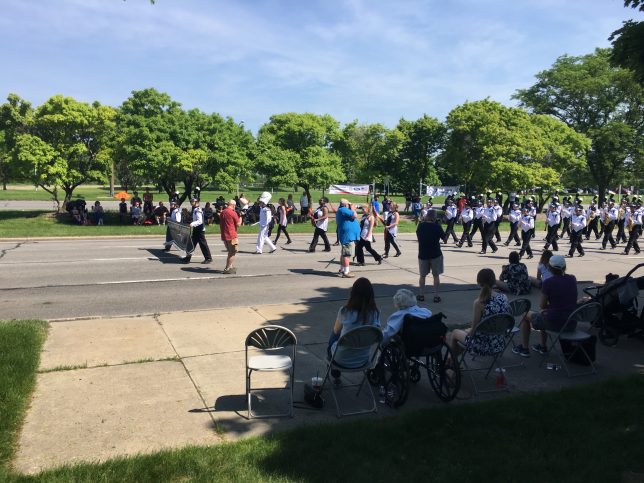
[514,48,643,203]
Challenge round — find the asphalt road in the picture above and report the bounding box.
[1,233,642,320]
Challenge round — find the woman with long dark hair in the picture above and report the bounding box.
[355,204,383,265]
[273,197,292,244]
[327,277,381,384]
[383,202,402,258]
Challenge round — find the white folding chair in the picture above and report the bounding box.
[539,302,601,377]
[245,325,297,419]
[323,326,383,418]
[458,313,515,394]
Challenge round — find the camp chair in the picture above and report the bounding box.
[457,313,515,394]
[245,325,297,419]
[539,302,601,377]
[323,326,383,418]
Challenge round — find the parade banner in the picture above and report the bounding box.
[425,185,460,197]
[328,184,370,195]
[167,220,194,254]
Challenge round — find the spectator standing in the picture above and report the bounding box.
[416,209,445,303]
[91,201,104,226]
[300,191,310,217]
[371,195,381,227]
[182,198,212,264]
[220,199,242,274]
[143,188,154,215]
[119,198,128,224]
[286,194,295,224]
[404,192,412,212]
[336,199,360,278]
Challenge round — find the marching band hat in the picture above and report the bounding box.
[259,191,272,204]
[190,197,198,203]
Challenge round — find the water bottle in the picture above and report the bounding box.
[378,385,386,404]
[495,368,506,388]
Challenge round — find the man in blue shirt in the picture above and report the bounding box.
[336,199,361,278]
[371,195,381,226]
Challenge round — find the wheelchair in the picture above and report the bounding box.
[368,313,461,407]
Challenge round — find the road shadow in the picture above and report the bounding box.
[144,248,186,264]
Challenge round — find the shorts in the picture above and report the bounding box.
[341,242,354,258]
[419,255,444,277]
[223,238,238,255]
[530,311,572,332]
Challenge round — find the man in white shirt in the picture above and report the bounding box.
[601,200,619,249]
[622,201,642,255]
[504,202,521,247]
[479,198,498,254]
[182,198,212,264]
[567,205,587,257]
[457,201,474,248]
[443,199,459,244]
[544,203,561,252]
[518,208,535,259]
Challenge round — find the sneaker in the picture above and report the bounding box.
[342,272,355,278]
[512,345,530,357]
[531,344,548,355]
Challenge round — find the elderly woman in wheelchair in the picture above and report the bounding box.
[370,288,460,405]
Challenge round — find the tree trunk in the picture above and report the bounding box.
[109,160,115,197]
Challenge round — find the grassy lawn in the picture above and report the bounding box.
[0,320,48,483]
[1,319,643,482]
[0,210,552,238]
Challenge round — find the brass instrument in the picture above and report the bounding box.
[588,208,596,220]
[603,212,611,226]
[618,207,625,221]
[627,214,634,231]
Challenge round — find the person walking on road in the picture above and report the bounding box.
[220,199,242,274]
[383,202,402,258]
[273,197,292,245]
[255,192,277,254]
[416,209,445,303]
[309,197,332,252]
[182,198,212,264]
[336,199,360,278]
[355,204,383,266]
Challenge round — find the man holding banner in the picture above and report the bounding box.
[182,198,212,264]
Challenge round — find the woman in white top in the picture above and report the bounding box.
[308,197,331,252]
[273,198,292,244]
[355,204,383,265]
[383,202,401,258]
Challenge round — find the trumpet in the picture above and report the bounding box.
[627,216,634,231]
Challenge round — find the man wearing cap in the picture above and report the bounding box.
[513,254,578,357]
[518,207,534,259]
[255,192,277,254]
[220,199,241,273]
[493,198,503,242]
[585,198,600,240]
[336,199,360,278]
[163,200,182,251]
[182,198,212,264]
[504,202,521,247]
[567,205,587,257]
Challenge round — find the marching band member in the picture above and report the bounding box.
[615,198,629,244]
[443,198,459,244]
[182,198,212,264]
[601,200,618,250]
[518,207,534,259]
[585,199,600,240]
[559,200,572,239]
[479,198,498,254]
[503,202,522,246]
[470,199,484,242]
[493,198,503,242]
[544,203,561,252]
[457,201,474,248]
[567,205,587,258]
[622,201,642,255]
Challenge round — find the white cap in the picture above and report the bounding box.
[259,192,272,204]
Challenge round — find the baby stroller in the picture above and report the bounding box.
[368,313,460,407]
[583,263,644,346]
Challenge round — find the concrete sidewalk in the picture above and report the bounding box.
[14,289,644,474]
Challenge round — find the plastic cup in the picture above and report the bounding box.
[311,376,323,391]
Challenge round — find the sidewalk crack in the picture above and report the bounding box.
[152,313,225,440]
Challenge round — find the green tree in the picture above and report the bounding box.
[439,100,589,209]
[392,115,445,194]
[12,95,115,212]
[115,89,252,203]
[514,48,644,203]
[0,94,33,190]
[609,1,644,84]
[255,112,344,205]
[333,121,402,184]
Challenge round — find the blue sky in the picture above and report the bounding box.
[0,0,640,132]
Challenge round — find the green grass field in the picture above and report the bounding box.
[1,319,643,482]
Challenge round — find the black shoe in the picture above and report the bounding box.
[469,244,474,247]
[163,247,171,252]
[382,254,389,259]
[377,258,383,265]
[286,240,292,244]
[181,257,191,263]
[478,251,486,254]
[566,254,573,258]
[492,248,498,253]
[503,242,509,246]
[323,248,332,252]
[514,243,521,247]
[579,253,585,257]
[394,252,401,257]
[202,259,212,264]
[527,254,533,259]
[456,243,462,248]
[308,248,315,253]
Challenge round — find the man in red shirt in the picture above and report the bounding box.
[220,199,241,274]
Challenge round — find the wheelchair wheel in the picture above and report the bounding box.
[426,343,460,402]
[381,343,410,408]
[409,361,421,384]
